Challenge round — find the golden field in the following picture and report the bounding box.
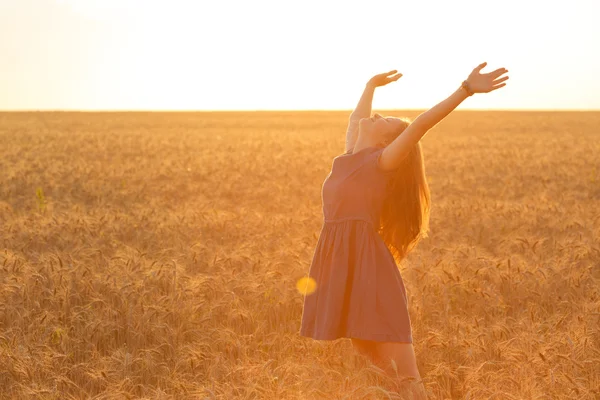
[0,111,599,399]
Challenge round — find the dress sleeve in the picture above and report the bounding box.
[369,148,397,177]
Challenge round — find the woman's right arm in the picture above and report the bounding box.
[345,70,402,153]
[378,62,509,171]
[345,85,375,153]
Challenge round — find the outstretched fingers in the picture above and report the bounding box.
[487,68,509,79]
[475,62,488,72]
[490,82,507,91]
[492,76,509,85]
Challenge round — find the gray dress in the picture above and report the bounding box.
[299,146,413,343]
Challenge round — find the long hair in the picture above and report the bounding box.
[376,118,431,264]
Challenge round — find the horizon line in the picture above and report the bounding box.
[1,108,599,112]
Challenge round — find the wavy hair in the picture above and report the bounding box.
[376,118,431,264]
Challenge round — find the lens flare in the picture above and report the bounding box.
[296,276,317,295]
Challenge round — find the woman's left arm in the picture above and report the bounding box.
[378,62,509,171]
[345,70,402,153]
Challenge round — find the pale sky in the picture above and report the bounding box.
[1,0,599,111]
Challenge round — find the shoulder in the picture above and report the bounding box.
[335,147,394,173]
[368,147,396,176]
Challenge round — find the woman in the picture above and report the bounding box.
[299,62,509,396]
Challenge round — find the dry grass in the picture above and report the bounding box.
[0,110,599,399]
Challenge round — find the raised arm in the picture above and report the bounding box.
[379,62,509,170]
[345,70,402,153]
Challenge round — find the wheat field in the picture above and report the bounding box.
[0,111,599,399]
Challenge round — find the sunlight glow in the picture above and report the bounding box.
[1,0,599,110]
[296,277,317,296]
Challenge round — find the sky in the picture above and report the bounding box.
[0,0,599,111]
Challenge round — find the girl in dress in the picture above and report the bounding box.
[299,62,509,397]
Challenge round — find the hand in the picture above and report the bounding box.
[367,70,402,88]
[466,62,509,94]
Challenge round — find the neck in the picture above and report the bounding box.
[353,132,382,153]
